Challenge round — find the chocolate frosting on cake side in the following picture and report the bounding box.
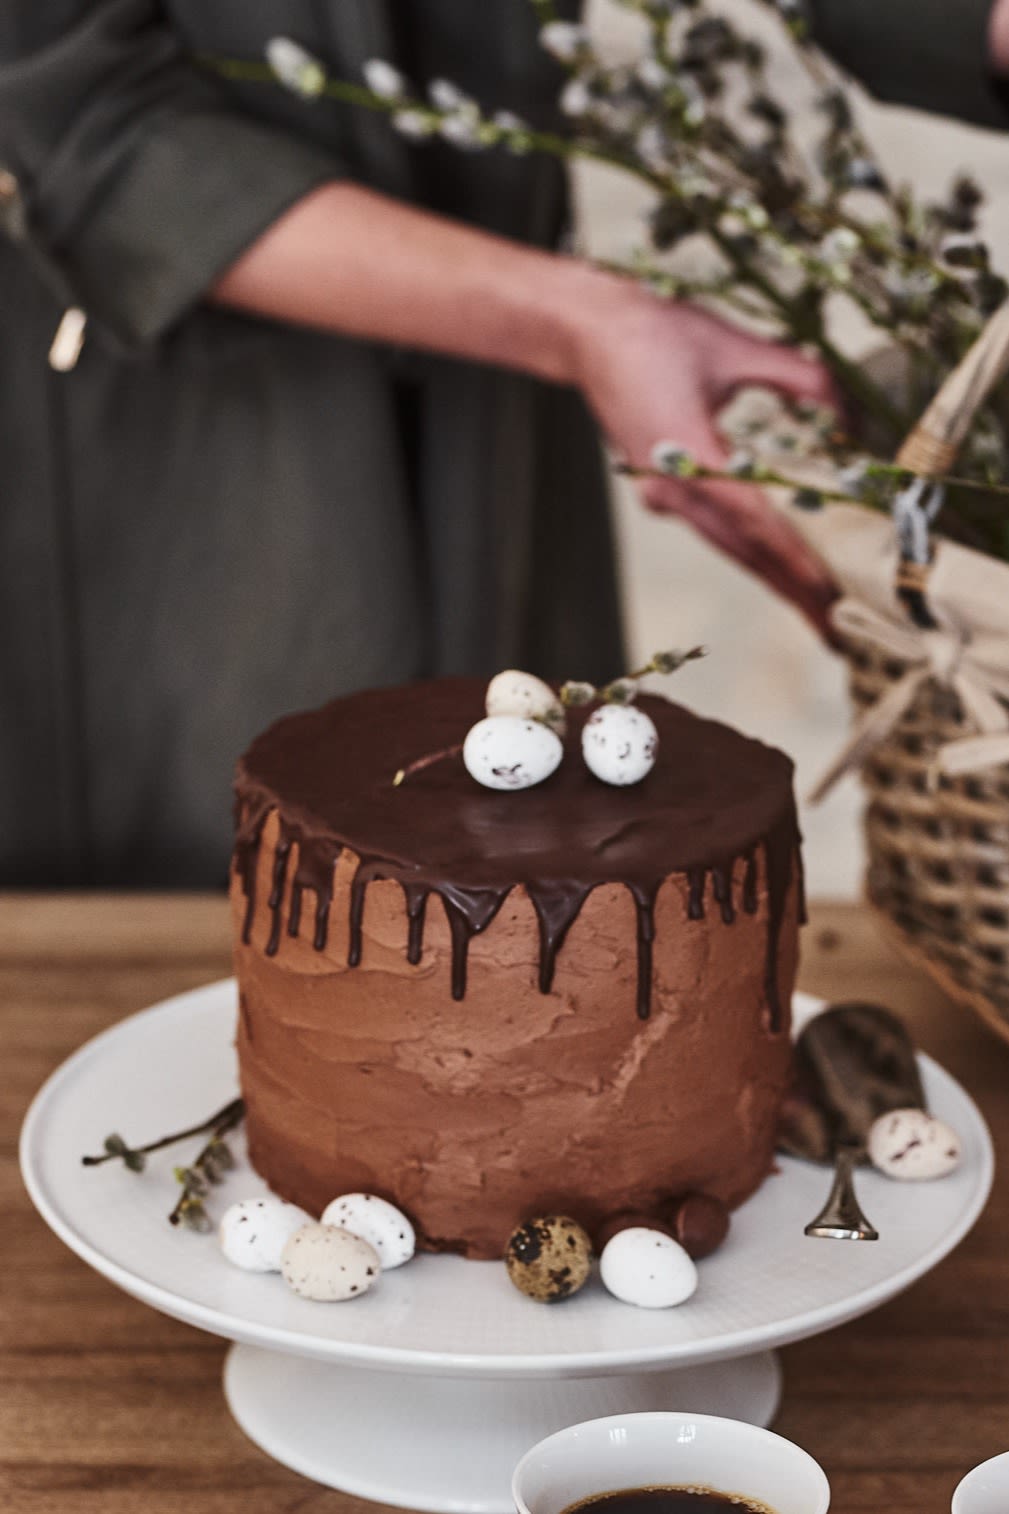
[231,677,803,1257]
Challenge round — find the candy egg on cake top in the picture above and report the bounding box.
[485,670,566,735]
[563,646,705,788]
[462,715,563,791]
[470,646,708,794]
[581,703,659,786]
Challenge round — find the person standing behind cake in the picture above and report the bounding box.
[0,1,1001,887]
[0,1,831,888]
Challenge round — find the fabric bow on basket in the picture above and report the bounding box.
[810,597,1009,801]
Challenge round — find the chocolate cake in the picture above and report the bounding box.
[231,677,803,1260]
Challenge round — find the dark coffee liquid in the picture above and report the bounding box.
[561,1489,771,1514]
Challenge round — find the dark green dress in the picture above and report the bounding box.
[811,0,1009,130]
[0,1,624,885]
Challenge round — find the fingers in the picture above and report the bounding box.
[712,328,840,415]
[691,480,840,641]
[640,473,840,642]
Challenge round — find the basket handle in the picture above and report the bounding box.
[891,299,1009,614]
[896,299,1009,472]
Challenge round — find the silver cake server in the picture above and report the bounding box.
[780,1002,926,1242]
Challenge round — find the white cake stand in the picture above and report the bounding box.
[21,982,993,1513]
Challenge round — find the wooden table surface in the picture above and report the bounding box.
[4,894,1009,1514]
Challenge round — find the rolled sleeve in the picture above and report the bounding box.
[0,0,341,345]
[811,0,1009,131]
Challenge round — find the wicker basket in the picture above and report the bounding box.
[807,303,1009,1041]
[844,633,1009,1044]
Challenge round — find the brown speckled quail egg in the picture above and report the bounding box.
[320,1193,416,1269]
[581,704,658,786]
[504,1216,593,1302]
[868,1108,961,1181]
[599,1226,698,1308]
[280,1223,381,1301]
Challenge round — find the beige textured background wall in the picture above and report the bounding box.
[574,0,1009,899]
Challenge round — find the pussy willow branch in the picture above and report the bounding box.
[201,58,653,178]
[748,7,971,298]
[168,1099,246,1229]
[618,457,1009,505]
[771,17,890,199]
[82,1098,245,1167]
[583,6,970,304]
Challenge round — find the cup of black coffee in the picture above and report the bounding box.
[512,1412,829,1514]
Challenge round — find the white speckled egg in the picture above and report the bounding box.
[868,1108,961,1181]
[463,715,563,791]
[581,704,659,786]
[280,1223,381,1301]
[485,670,566,736]
[599,1226,698,1309]
[218,1196,312,1273]
[320,1193,416,1270]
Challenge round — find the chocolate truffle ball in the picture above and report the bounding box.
[505,1216,593,1302]
[660,1193,731,1260]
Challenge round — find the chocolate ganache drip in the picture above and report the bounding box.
[234,679,803,1025]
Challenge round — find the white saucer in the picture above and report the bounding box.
[21,982,994,1509]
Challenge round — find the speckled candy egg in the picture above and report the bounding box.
[218,1196,312,1273]
[581,704,659,786]
[280,1223,381,1301]
[485,670,567,736]
[868,1108,962,1181]
[504,1216,593,1302]
[320,1193,416,1270]
[463,715,563,792]
[599,1226,698,1309]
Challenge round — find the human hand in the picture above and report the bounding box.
[570,278,840,640]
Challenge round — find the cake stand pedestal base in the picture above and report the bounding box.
[223,1344,782,1513]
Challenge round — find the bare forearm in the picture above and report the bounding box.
[990,0,1009,70]
[212,176,840,636]
[210,180,613,386]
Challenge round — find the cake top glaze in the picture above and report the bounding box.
[235,676,794,885]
